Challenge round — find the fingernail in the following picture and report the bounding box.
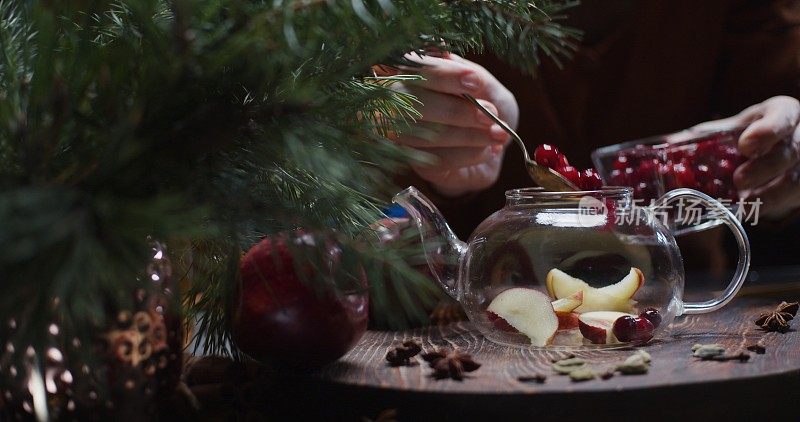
[461,73,481,91]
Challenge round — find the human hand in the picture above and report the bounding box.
[692,96,800,219]
[390,52,519,197]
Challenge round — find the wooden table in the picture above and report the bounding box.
[185,295,800,420]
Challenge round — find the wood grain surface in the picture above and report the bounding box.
[318,297,799,394]
[183,295,800,420]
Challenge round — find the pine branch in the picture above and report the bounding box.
[442,0,581,72]
[0,0,579,362]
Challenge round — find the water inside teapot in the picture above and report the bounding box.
[464,220,682,348]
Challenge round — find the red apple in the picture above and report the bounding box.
[231,231,368,368]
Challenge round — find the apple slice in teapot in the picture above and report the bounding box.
[546,267,643,313]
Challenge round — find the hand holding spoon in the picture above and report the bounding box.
[462,93,578,191]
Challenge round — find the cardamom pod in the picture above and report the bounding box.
[553,357,586,366]
[552,362,585,375]
[568,367,596,382]
[692,344,726,358]
[616,354,649,374]
[551,356,587,375]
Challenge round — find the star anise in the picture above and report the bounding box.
[755,301,799,333]
[421,348,480,381]
[385,340,421,367]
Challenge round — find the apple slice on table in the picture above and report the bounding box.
[546,267,643,312]
[486,288,558,347]
[578,311,636,344]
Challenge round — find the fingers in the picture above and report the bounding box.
[733,132,800,191]
[401,53,494,97]
[408,88,498,129]
[688,108,758,134]
[397,123,507,148]
[412,145,501,171]
[747,164,800,218]
[413,162,502,197]
[738,96,800,158]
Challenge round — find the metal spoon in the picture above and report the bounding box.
[462,93,578,191]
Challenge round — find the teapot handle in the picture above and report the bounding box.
[653,188,751,315]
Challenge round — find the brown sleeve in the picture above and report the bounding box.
[713,0,800,116]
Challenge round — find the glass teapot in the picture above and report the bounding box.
[393,186,750,348]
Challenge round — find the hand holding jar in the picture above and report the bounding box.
[695,96,800,219]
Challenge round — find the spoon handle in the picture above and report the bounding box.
[462,93,530,162]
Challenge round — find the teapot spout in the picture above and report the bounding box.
[392,187,466,299]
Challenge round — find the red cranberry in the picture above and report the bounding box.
[534,144,561,169]
[580,168,604,190]
[610,169,626,185]
[695,163,712,182]
[603,198,618,230]
[639,307,662,329]
[557,165,582,186]
[612,315,654,343]
[660,163,679,190]
[612,315,637,341]
[634,181,656,202]
[623,167,636,184]
[703,178,726,198]
[613,156,630,171]
[672,160,697,188]
[557,154,570,169]
[634,158,660,184]
[667,147,689,162]
[694,139,719,163]
[719,145,742,163]
[715,159,736,178]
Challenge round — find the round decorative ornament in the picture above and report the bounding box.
[0,241,183,420]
